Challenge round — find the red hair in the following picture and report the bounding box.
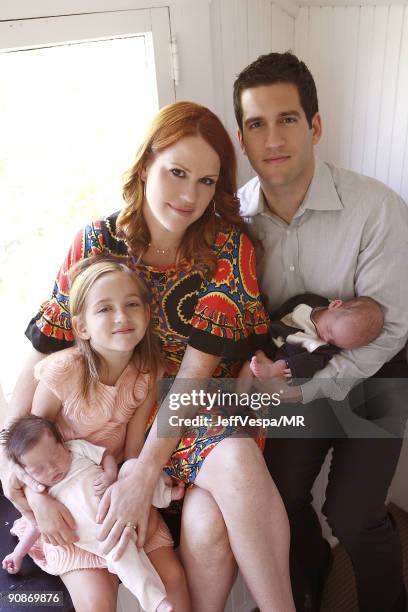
[117,101,243,275]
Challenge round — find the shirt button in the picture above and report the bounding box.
[289,265,295,272]
[286,229,291,235]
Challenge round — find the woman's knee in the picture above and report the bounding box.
[220,436,262,467]
[200,436,264,484]
[180,487,230,556]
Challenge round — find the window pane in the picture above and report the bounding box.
[0,36,159,395]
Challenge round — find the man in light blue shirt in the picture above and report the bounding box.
[235,51,408,612]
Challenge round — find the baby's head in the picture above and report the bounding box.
[312,297,384,349]
[1,416,71,487]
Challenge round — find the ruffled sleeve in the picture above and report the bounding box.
[25,212,127,353]
[34,349,82,404]
[188,226,269,359]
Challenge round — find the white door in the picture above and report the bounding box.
[0,8,175,107]
[0,8,174,395]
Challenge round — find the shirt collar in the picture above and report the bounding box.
[301,158,344,212]
[252,158,344,216]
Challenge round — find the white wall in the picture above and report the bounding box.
[210,0,296,182]
[295,4,408,202]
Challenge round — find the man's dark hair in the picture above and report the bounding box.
[233,51,319,130]
[1,415,64,467]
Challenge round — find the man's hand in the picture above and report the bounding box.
[254,376,303,403]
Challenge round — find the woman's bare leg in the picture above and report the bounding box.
[148,546,191,611]
[60,568,119,612]
[194,437,295,612]
[180,486,237,612]
[236,360,255,394]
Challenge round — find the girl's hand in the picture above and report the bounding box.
[96,467,155,559]
[29,494,78,546]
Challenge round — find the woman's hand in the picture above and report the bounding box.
[95,348,221,559]
[28,493,78,546]
[96,466,155,559]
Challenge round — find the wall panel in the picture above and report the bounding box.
[295,3,408,202]
[393,9,408,195]
[249,0,273,58]
[210,0,295,182]
[308,7,334,160]
[349,5,375,172]
[363,6,389,177]
[375,4,404,183]
[271,4,294,52]
[295,7,309,58]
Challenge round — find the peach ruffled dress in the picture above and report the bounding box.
[11,348,172,575]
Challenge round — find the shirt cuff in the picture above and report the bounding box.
[300,377,359,404]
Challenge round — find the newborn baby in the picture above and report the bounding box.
[238,293,384,384]
[1,416,184,612]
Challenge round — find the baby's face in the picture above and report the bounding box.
[314,309,361,349]
[21,431,71,487]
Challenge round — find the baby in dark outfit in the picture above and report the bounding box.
[238,293,384,385]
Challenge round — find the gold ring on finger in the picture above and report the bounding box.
[125,522,136,530]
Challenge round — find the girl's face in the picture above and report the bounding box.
[75,271,150,361]
[21,431,71,487]
[142,134,221,236]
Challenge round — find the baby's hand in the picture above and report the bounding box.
[93,472,116,497]
[2,552,22,574]
[170,481,185,502]
[162,472,185,502]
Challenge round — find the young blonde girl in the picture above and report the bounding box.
[8,259,190,612]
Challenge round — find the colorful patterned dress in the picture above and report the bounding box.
[26,211,269,483]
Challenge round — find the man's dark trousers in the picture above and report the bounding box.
[264,353,408,612]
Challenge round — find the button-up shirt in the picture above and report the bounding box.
[239,158,408,402]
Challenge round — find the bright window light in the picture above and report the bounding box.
[0,35,159,396]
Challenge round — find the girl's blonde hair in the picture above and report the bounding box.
[69,257,161,399]
[117,101,244,276]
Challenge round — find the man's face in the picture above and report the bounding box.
[237,82,321,190]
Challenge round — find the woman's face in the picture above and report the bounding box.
[142,134,221,236]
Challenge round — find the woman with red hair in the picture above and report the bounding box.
[3,102,295,612]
